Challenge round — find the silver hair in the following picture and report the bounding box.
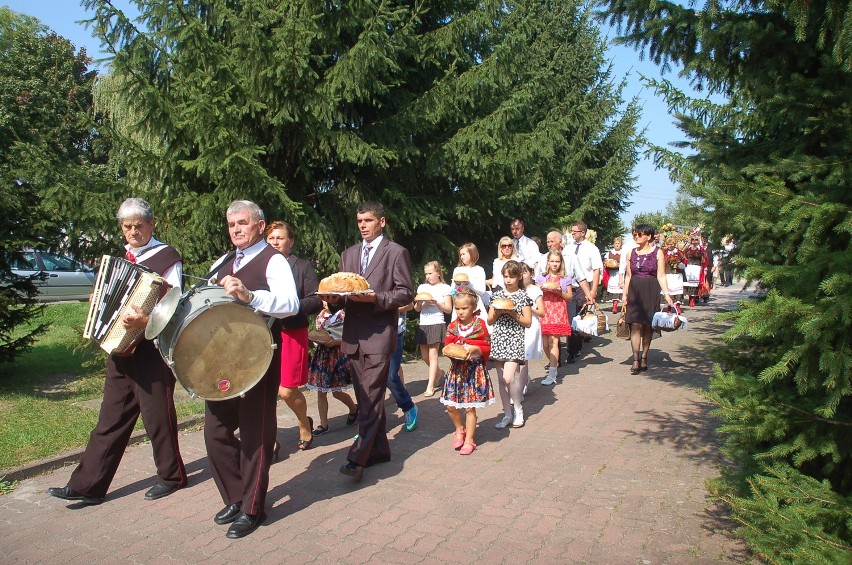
[116,198,154,222]
[226,200,265,222]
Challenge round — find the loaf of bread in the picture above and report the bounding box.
[491,297,515,310]
[541,281,561,292]
[442,343,470,360]
[415,292,433,301]
[452,273,469,283]
[318,272,371,293]
[308,329,332,344]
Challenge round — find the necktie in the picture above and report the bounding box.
[360,244,372,275]
[124,250,136,263]
[574,242,581,255]
[233,250,244,273]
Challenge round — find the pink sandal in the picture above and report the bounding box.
[452,429,466,450]
[459,441,477,455]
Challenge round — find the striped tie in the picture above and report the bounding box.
[360,244,372,275]
[233,250,244,273]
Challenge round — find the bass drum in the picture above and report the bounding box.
[156,286,275,400]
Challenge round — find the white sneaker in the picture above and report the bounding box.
[541,374,556,386]
[512,408,525,428]
[495,414,513,429]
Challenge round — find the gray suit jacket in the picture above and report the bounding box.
[339,236,414,355]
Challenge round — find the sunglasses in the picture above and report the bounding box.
[500,244,513,248]
[632,233,649,238]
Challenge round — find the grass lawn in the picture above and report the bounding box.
[0,302,204,471]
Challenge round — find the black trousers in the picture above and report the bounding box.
[69,340,186,498]
[204,345,281,516]
[346,351,391,467]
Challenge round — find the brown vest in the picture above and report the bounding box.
[215,244,282,333]
[138,244,182,285]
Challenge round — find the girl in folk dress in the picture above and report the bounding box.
[604,236,624,299]
[306,307,358,435]
[518,263,544,395]
[534,250,573,385]
[414,261,453,396]
[487,260,533,429]
[440,290,494,455]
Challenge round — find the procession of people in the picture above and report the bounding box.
[49,197,717,538]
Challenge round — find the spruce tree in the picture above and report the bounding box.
[85,0,641,275]
[1,8,111,362]
[600,0,852,560]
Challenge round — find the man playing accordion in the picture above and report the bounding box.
[48,198,187,505]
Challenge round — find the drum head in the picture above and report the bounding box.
[171,302,274,400]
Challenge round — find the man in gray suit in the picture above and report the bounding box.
[323,201,414,481]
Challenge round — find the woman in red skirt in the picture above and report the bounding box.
[266,221,322,450]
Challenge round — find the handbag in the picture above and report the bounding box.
[615,305,630,339]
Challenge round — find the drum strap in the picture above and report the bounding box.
[194,250,237,290]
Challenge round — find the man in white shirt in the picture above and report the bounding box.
[537,231,568,277]
[510,218,541,270]
[204,200,300,539]
[566,221,602,363]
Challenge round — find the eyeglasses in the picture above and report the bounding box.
[570,230,584,234]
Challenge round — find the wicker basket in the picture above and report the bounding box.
[595,306,608,334]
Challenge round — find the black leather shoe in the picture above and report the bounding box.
[225,512,266,539]
[339,461,364,481]
[214,502,242,525]
[47,486,103,505]
[144,482,180,501]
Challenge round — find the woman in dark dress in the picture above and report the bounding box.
[622,224,674,374]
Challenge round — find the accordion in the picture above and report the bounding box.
[83,255,166,355]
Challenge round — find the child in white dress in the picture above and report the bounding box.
[518,263,544,395]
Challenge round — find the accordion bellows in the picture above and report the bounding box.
[83,255,165,355]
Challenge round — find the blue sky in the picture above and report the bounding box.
[4,1,696,227]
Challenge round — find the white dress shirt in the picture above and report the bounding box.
[514,234,541,269]
[361,233,384,269]
[209,240,299,318]
[573,239,602,285]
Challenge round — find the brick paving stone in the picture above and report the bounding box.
[0,284,758,563]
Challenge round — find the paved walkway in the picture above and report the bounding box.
[0,285,754,564]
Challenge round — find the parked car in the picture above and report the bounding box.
[8,250,95,301]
